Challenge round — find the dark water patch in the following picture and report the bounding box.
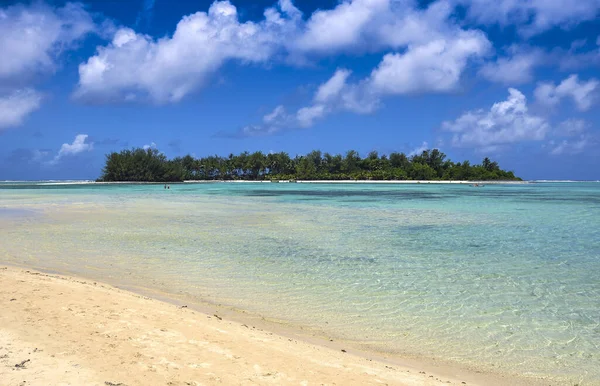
[242,189,450,201]
[251,235,380,267]
[402,225,440,232]
[0,207,39,218]
[242,192,280,197]
[467,243,484,248]
[468,189,600,205]
[515,196,600,205]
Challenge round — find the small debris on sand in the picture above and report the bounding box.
[15,359,30,368]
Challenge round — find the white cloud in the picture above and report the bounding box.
[143,142,157,150]
[0,2,95,80]
[458,0,600,36]
[239,68,381,135]
[534,74,599,111]
[0,3,96,132]
[309,68,379,114]
[549,137,590,155]
[239,24,489,136]
[296,104,328,128]
[556,119,588,136]
[241,102,325,136]
[292,0,388,54]
[409,141,429,156]
[479,47,545,84]
[314,69,352,103]
[74,1,291,103]
[0,89,42,130]
[437,93,599,157]
[442,88,549,149]
[557,38,600,71]
[76,0,492,104]
[368,33,490,94]
[546,119,595,156]
[51,134,94,164]
[290,0,476,56]
[31,149,51,163]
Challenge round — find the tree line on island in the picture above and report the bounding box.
[98,147,521,182]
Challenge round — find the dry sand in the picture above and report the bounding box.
[1,267,542,386]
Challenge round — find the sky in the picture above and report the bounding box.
[0,0,599,180]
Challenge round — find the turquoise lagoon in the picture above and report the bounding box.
[1,182,599,384]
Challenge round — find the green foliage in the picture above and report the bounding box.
[98,147,521,182]
[99,148,185,182]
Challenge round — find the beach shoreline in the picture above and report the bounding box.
[0,265,550,386]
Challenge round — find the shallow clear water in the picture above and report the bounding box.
[1,182,599,384]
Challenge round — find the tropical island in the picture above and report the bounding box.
[98,148,521,182]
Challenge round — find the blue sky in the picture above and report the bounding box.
[0,0,599,180]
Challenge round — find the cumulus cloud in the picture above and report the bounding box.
[0,2,95,81]
[51,134,94,164]
[368,33,490,94]
[479,46,546,85]
[442,88,549,150]
[289,0,454,54]
[240,27,488,136]
[292,0,388,54]
[442,89,595,155]
[534,74,599,111]
[0,89,42,131]
[457,0,600,36]
[290,0,482,57]
[74,1,292,103]
[75,0,491,104]
[143,142,157,150]
[239,23,489,136]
